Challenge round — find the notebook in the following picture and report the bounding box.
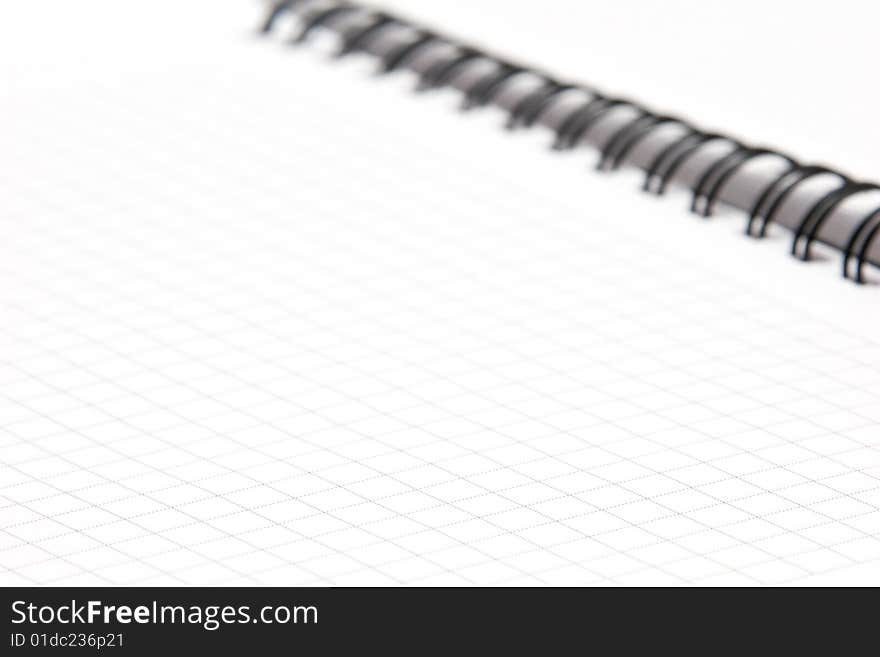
[1,0,879,586]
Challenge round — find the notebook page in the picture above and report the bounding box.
[1,1,879,586]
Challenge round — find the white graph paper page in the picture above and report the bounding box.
[2,1,880,586]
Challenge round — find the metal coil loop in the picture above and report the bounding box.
[293,3,359,43]
[691,148,792,217]
[792,182,880,261]
[337,12,396,57]
[843,208,880,283]
[262,0,880,283]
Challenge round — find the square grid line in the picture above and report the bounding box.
[2,7,880,586]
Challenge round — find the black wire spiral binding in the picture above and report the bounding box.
[598,114,682,172]
[261,0,880,284]
[644,132,731,195]
[379,30,437,73]
[293,3,359,43]
[461,64,527,111]
[844,209,880,284]
[337,12,396,57]
[509,82,577,130]
[691,148,793,218]
[417,47,482,92]
[746,165,841,238]
[260,0,303,33]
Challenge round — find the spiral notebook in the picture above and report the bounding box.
[1,0,879,587]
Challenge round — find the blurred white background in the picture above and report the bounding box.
[381,0,880,179]
[2,0,880,587]
[3,1,876,177]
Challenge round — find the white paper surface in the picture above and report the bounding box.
[1,1,879,586]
